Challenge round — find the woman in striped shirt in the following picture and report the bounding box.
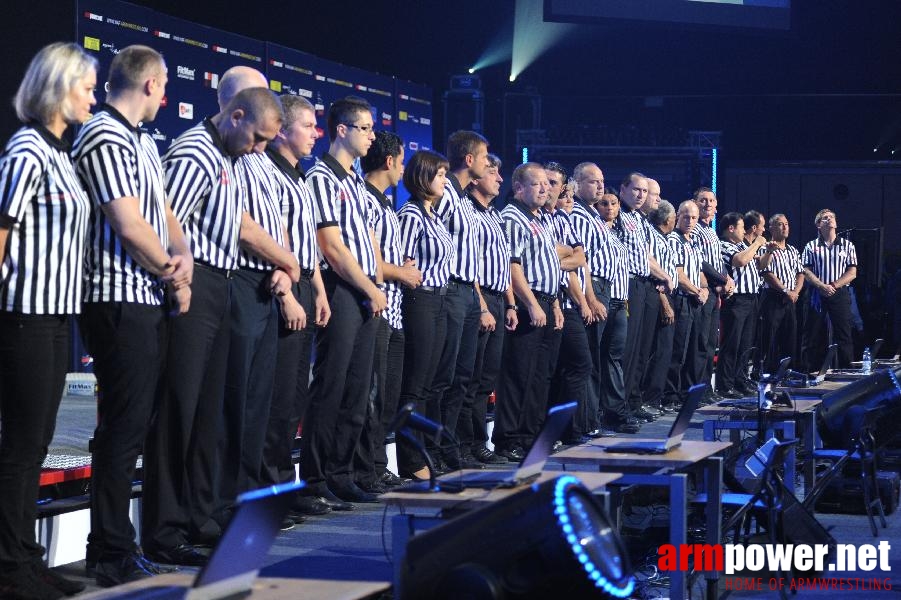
[395,150,455,480]
[0,42,96,599]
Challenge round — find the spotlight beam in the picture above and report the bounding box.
[510,0,575,81]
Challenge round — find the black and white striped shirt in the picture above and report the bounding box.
[236,152,285,271]
[801,236,857,285]
[308,153,377,278]
[397,198,453,287]
[0,124,90,314]
[435,173,480,284]
[668,231,703,290]
[615,206,650,277]
[502,200,560,297]
[691,219,725,277]
[606,229,630,301]
[650,226,679,286]
[569,196,611,279]
[548,208,583,308]
[73,106,168,305]
[264,148,318,273]
[469,194,510,295]
[165,119,241,271]
[722,239,762,295]
[761,244,804,291]
[366,182,403,330]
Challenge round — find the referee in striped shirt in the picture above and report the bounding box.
[716,212,767,398]
[431,130,491,469]
[0,43,95,598]
[758,213,805,373]
[73,45,194,582]
[212,68,300,527]
[462,154,514,464]
[361,131,422,490]
[800,209,858,370]
[493,162,563,459]
[143,87,283,563]
[261,94,332,518]
[301,96,387,506]
[665,201,709,407]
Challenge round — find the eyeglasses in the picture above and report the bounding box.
[342,123,374,134]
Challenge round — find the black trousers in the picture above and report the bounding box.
[642,295,675,408]
[80,302,166,559]
[759,288,798,374]
[432,281,480,456]
[301,273,378,493]
[626,279,660,411]
[600,300,629,426]
[801,287,854,371]
[0,313,69,571]
[584,277,611,432]
[716,294,758,391]
[665,295,702,406]
[693,290,718,390]
[219,269,278,514]
[357,317,404,485]
[493,298,562,451]
[621,277,649,413]
[396,287,447,474]
[550,306,592,437]
[143,265,231,549]
[459,292,505,451]
[262,277,315,487]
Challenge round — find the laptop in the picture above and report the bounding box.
[119,481,302,599]
[781,344,837,388]
[447,402,577,489]
[602,384,703,454]
[720,357,792,409]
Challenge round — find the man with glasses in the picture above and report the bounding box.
[300,96,387,507]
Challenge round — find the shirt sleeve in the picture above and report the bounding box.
[505,216,525,264]
[397,209,422,261]
[307,172,340,229]
[164,154,212,223]
[77,140,139,205]
[0,146,42,224]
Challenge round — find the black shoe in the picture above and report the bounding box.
[279,517,295,531]
[358,480,389,494]
[144,543,209,567]
[331,482,380,504]
[0,565,65,600]
[30,563,85,596]
[497,446,524,461]
[379,471,410,486]
[562,435,590,445]
[718,388,743,399]
[635,407,658,422]
[457,453,487,470]
[432,457,451,475]
[588,427,617,438]
[315,490,355,511]
[95,552,159,588]
[613,420,641,434]
[290,495,332,516]
[473,445,508,464]
[736,380,757,395]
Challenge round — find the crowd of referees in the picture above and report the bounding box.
[0,42,860,599]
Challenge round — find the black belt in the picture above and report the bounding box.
[481,287,504,298]
[301,268,314,279]
[417,285,448,296]
[590,275,609,286]
[531,290,557,304]
[609,298,627,310]
[196,262,235,279]
[449,277,474,288]
[629,274,650,282]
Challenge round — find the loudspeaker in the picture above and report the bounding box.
[781,492,836,549]
[814,470,900,516]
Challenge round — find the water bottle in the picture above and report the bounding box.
[862,347,872,374]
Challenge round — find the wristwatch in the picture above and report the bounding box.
[505,304,518,311]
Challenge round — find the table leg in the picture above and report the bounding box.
[392,513,445,593]
[705,456,723,600]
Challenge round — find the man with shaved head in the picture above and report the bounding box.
[143,77,284,565]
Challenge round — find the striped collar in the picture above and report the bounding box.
[320,152,353,181]
[510,198,539,221]
[446,171,465,198]
[365,180,392,209]
[815,236,846,248]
